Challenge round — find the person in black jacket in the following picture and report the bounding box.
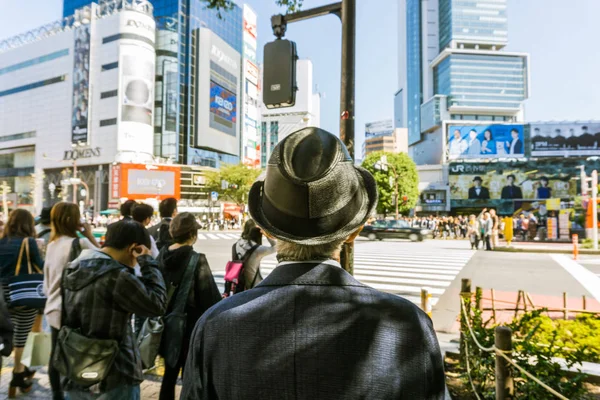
[468,176,491,200]
[501,174,523,199]
[148,197,178,251]
[157,213,221,400]
[62,220,167,399]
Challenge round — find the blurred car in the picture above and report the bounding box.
[360,219,431,242]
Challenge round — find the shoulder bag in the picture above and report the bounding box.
[223,244,260,297]
[159,252,199,369]
[51,267,123,387]
[8,238,45,309]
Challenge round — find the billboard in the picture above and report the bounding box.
[71,24,91,144]
[365,119,394,139]
[209,81,237,135]
[447,160,600,201]
[447,124,525,160]
[242,4,260,167]
[117,163,181,200]
[531,122,600,157]
[118,44,155,154]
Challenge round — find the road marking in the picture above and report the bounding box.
[206,234,220,240]
[197,234,207,240]
[552,254,600,303]
[216,234,232,239]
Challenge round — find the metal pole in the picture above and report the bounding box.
[495,326,514,400]
[339,0,356,276]
[72,161,78,205]
[592,170,598,250]
[460,278,472,367]
[395,168,399,220]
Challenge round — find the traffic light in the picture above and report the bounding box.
[263,39,298,109]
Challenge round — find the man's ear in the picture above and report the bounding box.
[345,226,364,244]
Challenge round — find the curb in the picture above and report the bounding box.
[494,247,600,255]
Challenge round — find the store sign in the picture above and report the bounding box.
[246,60,259,86]
[531,122,600,157]
[117,163,181,200]
[63,147,101,160]
[211,44,238,70]
[126,19,154,33]
[192,173,205,186]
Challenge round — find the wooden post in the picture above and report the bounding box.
[475,286,483,311]
[514,291,522,319]
[583,295,587,311]
[460,278,472,367]
[521,290,528,312]
[491,288,497,323]
[421,287,432,317]
[563,292,568,320]
[495,326,514,400]
[526,292,536,310]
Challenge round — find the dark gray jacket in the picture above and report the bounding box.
[62,250,167,391]
[182,261,445,399]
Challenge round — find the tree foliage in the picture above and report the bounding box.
[202,0,303,17]
[361,151,419,216]
[205,164,261,207]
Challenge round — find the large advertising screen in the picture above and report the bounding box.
[531,122,600,157]
[118,163,181,200]
[448,160,593,201]
[71,24,91,144]
[209,81,237,136]
[447,124,525,160]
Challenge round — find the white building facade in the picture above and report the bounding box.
[0,1,159,214]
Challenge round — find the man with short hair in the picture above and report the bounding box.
[61,220,167,399]
[182,127,446,399]
[501,174,523,199]
[35,206,53,241]
[148,197,178,250]
[468,176,490,199]
[120,199,137,220]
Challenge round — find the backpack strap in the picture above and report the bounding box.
[68,238,82,262]
[170,252,199,315]
[37,229,51,239]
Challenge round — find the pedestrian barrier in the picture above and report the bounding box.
[572,233,579,260]
[420,287,432,317]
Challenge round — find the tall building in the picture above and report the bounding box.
[362,120,408,158]
[260,59,321,166]
[396,0,530,214]
[65,0,255,169]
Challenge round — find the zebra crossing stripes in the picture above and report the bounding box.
[214,242,475,307]
[197,233,239,240]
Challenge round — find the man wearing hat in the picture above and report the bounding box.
[468,176,490,199]
[35,206,53,242]
[182,128,446,399]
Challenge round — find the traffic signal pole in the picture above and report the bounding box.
[270,0,357,275]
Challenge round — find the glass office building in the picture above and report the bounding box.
[64,0,242,167]
[434,53,527,110]
[439,0,508,50]
[406,0,422,145]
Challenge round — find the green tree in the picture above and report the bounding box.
[361,151,419,216]
[203,0,303,17]
[205,163,261,209]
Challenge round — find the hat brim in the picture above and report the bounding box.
[248,166,378,246]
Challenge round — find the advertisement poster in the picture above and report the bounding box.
[447,160,590,201]
[71,24,91,144]
[164,70,178,132]
[531,122,600,157]
[447,124,525,160]
[365,120,394,139]
[547,217,558,240]
[558,210,571,239]
[210,81,237,135]
[121,53,154,126]
[118,163,180,200]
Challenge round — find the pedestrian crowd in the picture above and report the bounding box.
[0,128,447,399]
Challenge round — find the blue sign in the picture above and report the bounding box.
[211,191,219,202]
[448,124,525,160]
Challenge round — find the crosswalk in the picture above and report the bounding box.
[197,233,240,240]
[215,241,475,307]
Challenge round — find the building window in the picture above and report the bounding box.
[0,75,66,98]
[99,118,117,127]
[100,89,118,99]
[0,49,69,76]
[101,62,118,71]
[269,121,279,153]
[0,131,36,143]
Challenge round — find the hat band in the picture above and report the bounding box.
[261,187,364,239]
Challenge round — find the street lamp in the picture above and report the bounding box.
[374,155,399,220]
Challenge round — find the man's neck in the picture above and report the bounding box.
[101,248,133,269]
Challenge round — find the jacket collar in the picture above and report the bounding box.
[256,261,366,288]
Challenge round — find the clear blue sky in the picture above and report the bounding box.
[1,0,599,155]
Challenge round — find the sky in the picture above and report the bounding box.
[0,0,599,157]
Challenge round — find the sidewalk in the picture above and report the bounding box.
[0,356,181,399]
[495,240,600,255]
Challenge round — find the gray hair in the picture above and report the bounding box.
[276,239,346,262]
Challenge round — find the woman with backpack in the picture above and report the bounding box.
[232,219,276,290]
[43,202,99,400]
[0,209,44,397]
[157,212,221,400]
